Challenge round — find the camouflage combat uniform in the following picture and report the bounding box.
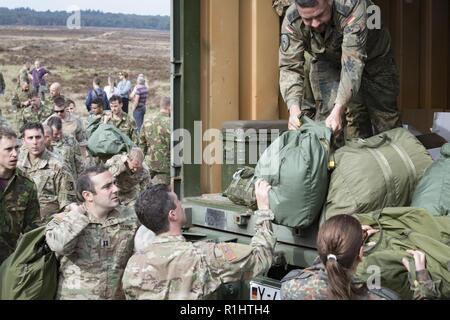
[281,260,440,300]
[45,94,65,106]
[45,205,139,300]
[11,88,32,110]
[19,103,53,132]
[0,115,10,128]
[280,0,402,138]
[273,0,294,17]
[18,149,76,219]
[105,154,151,206]
[139,111,171,185]
[122,209,276,300]
[17,67,30,87]
[50,135,84,178]
[102,112,138,144]
[0,168,40,263]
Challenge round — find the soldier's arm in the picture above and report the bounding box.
[335,0,368,108]
[411,270,441,300]
[11,94,19,109]
[72,140,84,175]
[130,119,138,145]
[204,209,276,284]
[23,183,41,231]
[138,127,148,154]
[45,209,90,255]
[75,118,88,147]
[279,14,306,111]
[54,167,77,211]
[139,168,152,192]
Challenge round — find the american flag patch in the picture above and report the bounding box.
[286,24,295,34]
[345,15,356,25]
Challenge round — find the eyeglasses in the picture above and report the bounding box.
[53,109,65,114]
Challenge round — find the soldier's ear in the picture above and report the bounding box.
[81,190,94,202]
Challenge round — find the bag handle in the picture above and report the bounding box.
[360,209,384,255]
[348,134,390,149]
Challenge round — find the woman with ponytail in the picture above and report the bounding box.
[281,215,393,300]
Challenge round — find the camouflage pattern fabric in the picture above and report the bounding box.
[139,111,171,176]
[19,103,53,132]
[18,67,30,87]
[44,94,65,106]
[0,115,10,128]
[122,209,276,300]
[17,149,76,219]
[45,205,139,300]
[281,261,387,300]
[273,0,294,16]
[0,72,4,94]
[102,112,138,145]
[0,169,40,263]
[223,167,257,210]
[279,0,401,138]
[105,154,152,206]
[51,135,84,179]
[11,88,32,110]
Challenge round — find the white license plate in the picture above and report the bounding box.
[250,282,281,300]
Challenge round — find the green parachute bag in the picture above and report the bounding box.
[0,226,58,300]
[87,123,135,158]
[223,167,257,210]
[255,115,332,229]
[324,128,433,220]
[411,144,450,216]
[355,208,450,300]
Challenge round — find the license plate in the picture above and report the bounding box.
[250,281,281,300]
[205,208,227,229]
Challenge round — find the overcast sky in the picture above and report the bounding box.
[0,0,170,15]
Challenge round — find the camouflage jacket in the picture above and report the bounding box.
[45,205,139,300]
[0,169,40,263]
[44,94,65,105]
[0,115,9,128]
[279,0,393,110]
[46,113,88,146]
[139,112,171,174]
[18,149,76,219]
[51,135,84,178]
[18,67,30,87]
[122,209,276,300]
[281,260,438,300]
[105,154,151,206]
[102,112,138,144]
[19,103,53,130]
[11,88,32,110]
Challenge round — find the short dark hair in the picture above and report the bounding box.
[76,165,108,202]
[65,99,75,107]
[21,122,44,136]
[109,95,123,104]
[135,185,177,235]
[30,91,40,98]
[47,116,63,131]
[91,97,104,107]
[93,76,101,86]
[53,96,66,108]
[0,126,17,141]
[295,0,319,7]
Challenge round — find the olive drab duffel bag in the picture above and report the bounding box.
[223,167,257,210]
[87,123,135,158]
[324,128,433,220]
[355,207,450,300]
[0,227,58,300]
[255,115,332,229]
[411,143,450,216]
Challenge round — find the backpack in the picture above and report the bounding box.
[255,115,332,229]
[87,123,135,158]
[0,227,58,300]
[93,89,109,110]
[324,128,433,221]
[355,208,450,299]
[223,167,257,210]
[411,144,450,216]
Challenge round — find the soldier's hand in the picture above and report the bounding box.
[288,105,302,131]
[325,104,346,135]
[255,179,271,211]
[402,250,427,272]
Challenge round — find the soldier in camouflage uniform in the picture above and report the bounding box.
[46,82,65,105]
[17,62,31,88]
[46,116,84,179]
[18,122,76,220]
[105,148,151,207]
[280,215,440,300]
[280,0,401,138]
[0,115,9,128]
[0,126,40,263]
[122,181,276,300]
[0,71,5,96]
[102,95,138,144]
[11,82,32,111]
[19,92,52,132]
[139,97,171,185]
[45,165,139,300]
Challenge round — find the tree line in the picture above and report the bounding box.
[0,7,170,30]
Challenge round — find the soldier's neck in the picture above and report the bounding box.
[0,167,14,180]
[85,203,111,221]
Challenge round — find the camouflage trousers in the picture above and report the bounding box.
[302,53,402,140]
[150,170,170,186]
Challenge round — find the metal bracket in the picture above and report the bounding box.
[234,212,252,226]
